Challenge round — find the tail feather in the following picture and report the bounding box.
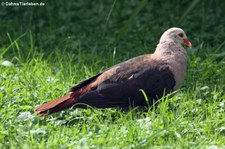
[35,94,75,116]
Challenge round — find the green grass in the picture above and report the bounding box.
[1,0,225,148]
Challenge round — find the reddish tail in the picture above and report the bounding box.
[35,93,75,116]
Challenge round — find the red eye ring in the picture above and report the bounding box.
[178,33,184,37]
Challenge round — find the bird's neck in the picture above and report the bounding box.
[154,41,187,57]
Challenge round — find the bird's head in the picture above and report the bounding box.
[159,27,192,48]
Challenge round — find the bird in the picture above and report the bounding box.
[35,27,192,116]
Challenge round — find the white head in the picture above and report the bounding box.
[159,27,192,47]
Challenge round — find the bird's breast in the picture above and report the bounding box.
[167,53,187,90]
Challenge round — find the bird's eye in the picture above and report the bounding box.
[178,33,184,38]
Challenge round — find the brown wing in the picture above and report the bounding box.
[73,55,176,108]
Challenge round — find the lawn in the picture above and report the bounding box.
[1,0,225,148]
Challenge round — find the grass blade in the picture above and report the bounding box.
[139,89,150,107]
[0,33,26,57]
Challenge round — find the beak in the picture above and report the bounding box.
[183,38,192,48]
